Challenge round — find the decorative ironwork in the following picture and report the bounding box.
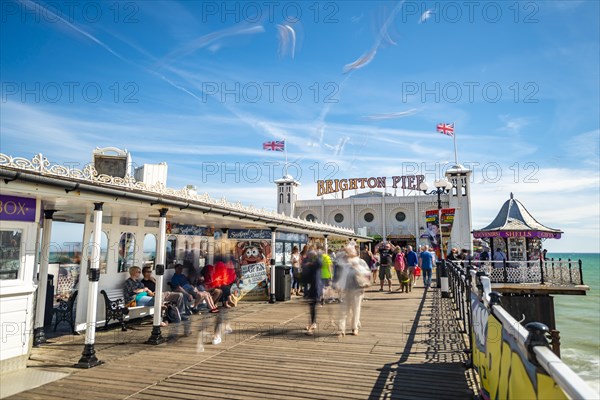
[0,152,357,236]
[53,290,78,333]
[477,260,583,285]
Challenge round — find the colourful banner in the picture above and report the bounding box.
[0,195,36,222]
[425,208,455,256]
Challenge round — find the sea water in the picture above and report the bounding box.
[550,253,600,394]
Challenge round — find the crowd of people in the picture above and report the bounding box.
[122,260,239,343]
[291,241,449,337]
[122,240,463,343]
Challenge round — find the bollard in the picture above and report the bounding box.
[549,329,561,358]
[525,322,550,367]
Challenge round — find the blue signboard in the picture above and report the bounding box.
[167,223,213,236]
[228,229,272,240]
[276,231,308,243]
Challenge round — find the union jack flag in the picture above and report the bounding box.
[437,123,454,136]
[263,140,285,151]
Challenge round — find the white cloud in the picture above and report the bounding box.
[565,129,600,167]
[419,9,433,23]
[498,115,531,135]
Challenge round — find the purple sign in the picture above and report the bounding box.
[0,195,37,222]
[472,230,561,239]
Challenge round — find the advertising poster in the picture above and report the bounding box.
[425,208,455,258]
[239,262,269,301]
[234,238,272,301]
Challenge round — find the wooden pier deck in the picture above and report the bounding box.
[6,284,479,399]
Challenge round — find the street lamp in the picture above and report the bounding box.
[420,178,453,297]
[420,179,453,217]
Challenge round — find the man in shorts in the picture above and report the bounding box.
[378,242,394,292]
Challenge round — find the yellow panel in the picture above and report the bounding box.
[537,373,567,399]
[497,342,512,399]
[509,352,537,399]
[486,316,503,400]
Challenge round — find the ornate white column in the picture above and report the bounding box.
[76,203,103,368]
[33,209,56,347]
[147,208,168,345]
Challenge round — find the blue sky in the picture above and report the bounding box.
[1,0,599,252]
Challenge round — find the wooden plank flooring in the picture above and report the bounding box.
[7,284,479,399]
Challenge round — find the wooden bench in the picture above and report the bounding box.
[100,289,154,331]
[53,290,78,333]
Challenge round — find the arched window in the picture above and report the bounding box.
[143,234,157,269]
[118,232,136,273]
[166,235,177,268]
[287,193,291,203]
[279,193,283,203]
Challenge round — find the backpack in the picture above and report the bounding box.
[165,302,181,323]
[354,259,372,288]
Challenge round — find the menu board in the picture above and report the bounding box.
[239,262,269,301]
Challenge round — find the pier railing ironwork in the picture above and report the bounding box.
[445,260,596,399]
[470,258,584,286]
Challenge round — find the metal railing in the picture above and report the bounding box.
[465,258,584,285]
[445,260,596,399]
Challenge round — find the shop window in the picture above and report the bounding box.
[334,213,344,223]
[118,232,136,273]
[395,212,406,222]
[275,242,284,264]
[284,242,292,265]
[119,217,138,226]
[166,235,177,268]
[364,212,374,223]
[0,229,22,280]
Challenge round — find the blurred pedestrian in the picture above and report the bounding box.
[302,247,322,335]
[337,245,371,337]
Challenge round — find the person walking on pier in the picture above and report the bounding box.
[337,245,370,337]
[405,245,419,286]
[291,246,301,296]
[393,247,407,291]
[418,246,435,289]
[302,247,322,335]
[378,242,394,292]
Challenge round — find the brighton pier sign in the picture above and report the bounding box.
[316,175,425,196]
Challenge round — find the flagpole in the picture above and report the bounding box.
[452,122,459,166]
[284,138,288,176]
